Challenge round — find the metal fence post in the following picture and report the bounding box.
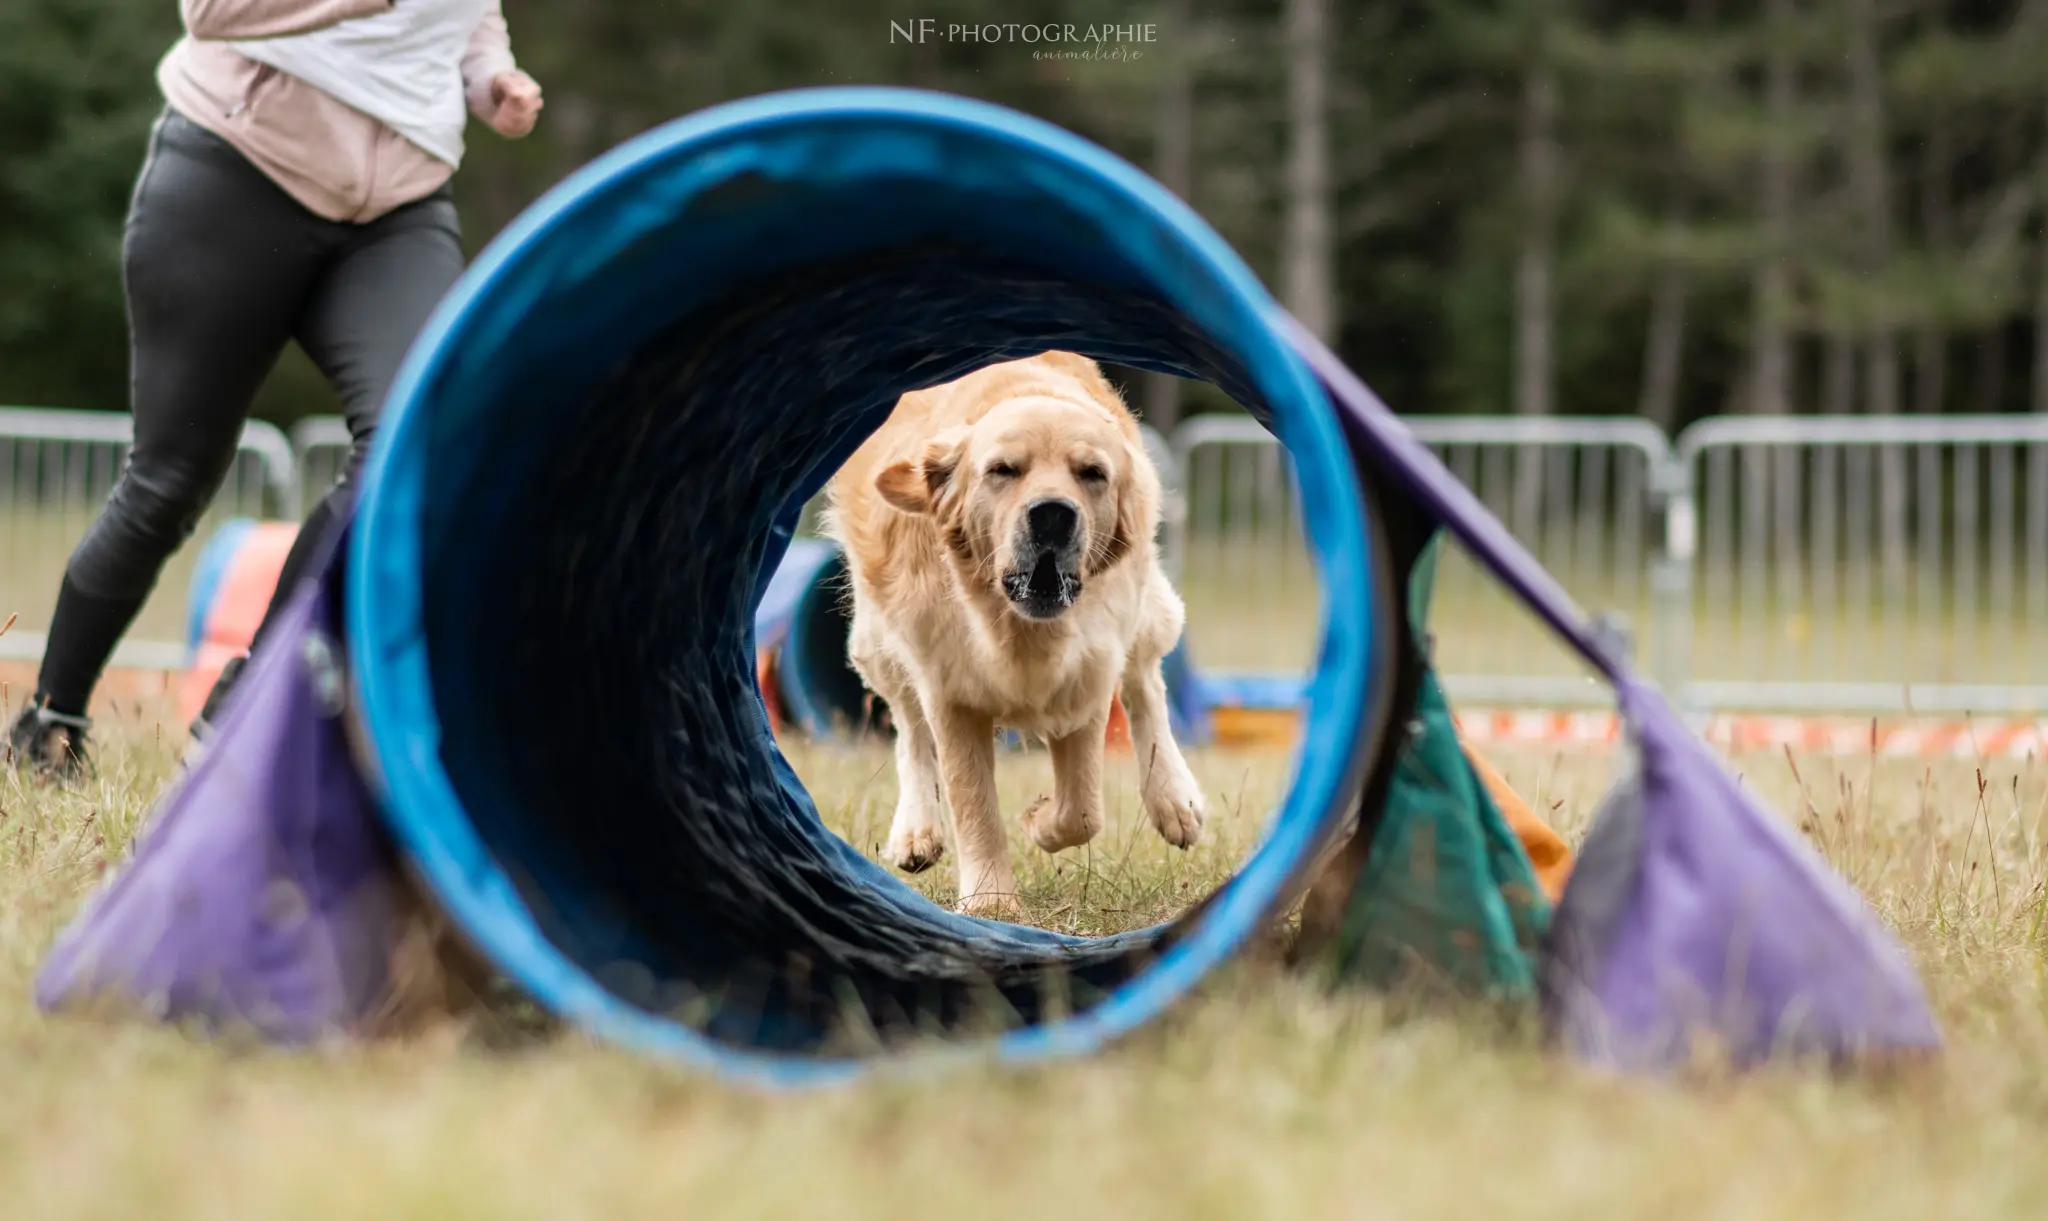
[1650,444,1696,712]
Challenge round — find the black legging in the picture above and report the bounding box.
[34,108,465,718]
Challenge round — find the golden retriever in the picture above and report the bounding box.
[823,351,1206,917]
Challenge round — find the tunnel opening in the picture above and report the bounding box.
[345,90,1385,1079]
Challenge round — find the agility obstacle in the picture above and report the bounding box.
[35,89,1939,1084]
[178,520,299,727]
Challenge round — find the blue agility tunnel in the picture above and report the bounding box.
[339,87,1382,1082]
[39,88,1940,1086]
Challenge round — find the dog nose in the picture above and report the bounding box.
[1025,498,1079,548]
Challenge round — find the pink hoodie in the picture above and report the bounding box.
[156,0,519,224]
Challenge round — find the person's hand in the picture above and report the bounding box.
[488,70,543,138]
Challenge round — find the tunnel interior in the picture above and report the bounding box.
[346,92,1382,1075]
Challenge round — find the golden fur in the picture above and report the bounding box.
[823,352,1206,917]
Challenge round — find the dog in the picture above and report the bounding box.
[823,351,1207,918]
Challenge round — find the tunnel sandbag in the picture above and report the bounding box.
[38,559,408,1041]
[336,87,1388,1077]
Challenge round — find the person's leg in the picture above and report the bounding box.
[10,111,318,771]
[192,190,464,732]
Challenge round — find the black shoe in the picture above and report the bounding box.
[188,653,249,744]
[7,696,92,779]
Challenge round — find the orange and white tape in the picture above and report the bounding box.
[1452,708,2048,761]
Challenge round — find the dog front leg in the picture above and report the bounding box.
[881,690,949,873]
[932,707,1022,918]
[1121,657,1206,848]
[848,622,949,874]
[1021,708,1109,854]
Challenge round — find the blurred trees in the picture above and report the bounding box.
[0,0,179,411]
[2,0,2045,428]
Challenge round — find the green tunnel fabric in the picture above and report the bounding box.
[1328,530,1550,999]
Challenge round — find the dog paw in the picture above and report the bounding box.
[1020,794,1102,854]
[885,823,947,873]
[1145,782,1206,850]
[956,888,1025,920]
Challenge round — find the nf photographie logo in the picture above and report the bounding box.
[889,20,1157,60]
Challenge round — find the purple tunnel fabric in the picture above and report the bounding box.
[36,561,400,1041]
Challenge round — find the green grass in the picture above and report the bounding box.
[795,735,1294,936]
[2,689,2047,1219]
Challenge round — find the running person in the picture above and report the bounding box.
[8,0,542,774]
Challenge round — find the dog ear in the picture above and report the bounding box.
[875,461,930,514]
[876,428,968,516]
[1090,442,1156,576]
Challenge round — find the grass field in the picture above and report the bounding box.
[3,688,2046,1220]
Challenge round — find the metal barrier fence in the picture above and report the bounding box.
[1171,412,2048,716]
[1674,415,2048,714]
[0,408,295,671]
[290,416,355,517]
[1169,414,1677,708]
[8,406,2046,716]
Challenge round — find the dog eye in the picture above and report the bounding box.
[986,461,1020,479]
[1075,463,1108,484]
